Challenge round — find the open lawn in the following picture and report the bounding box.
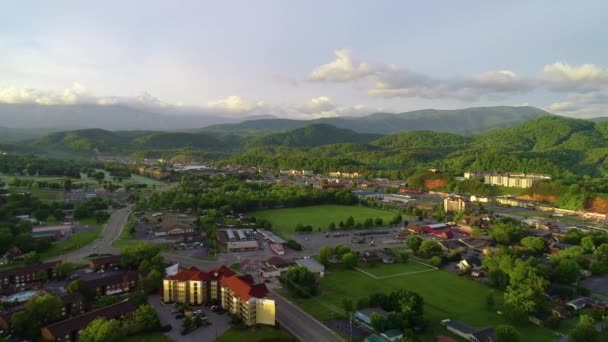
[40,226,102,259]
[291,264,558,342]
[6,187,64,201]
[249,205,400,237]
[356,260,436,278]
[216,326,296,342]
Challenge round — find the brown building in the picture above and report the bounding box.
[0,261,59,288]
[81,271,139,296]
[41,300,137,341]
[0,293,84,330]
[154,221,196,238]
[88,255,121,270]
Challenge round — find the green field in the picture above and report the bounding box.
[249,205,400,237]
[292,263,557,342]
[356,260,436,278]
[40,226,102,259]
[217,326,296,342]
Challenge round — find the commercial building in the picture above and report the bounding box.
[443,196,468,213]
[483,173,551,188]
[162,265,275,326]
[295,258,325,277]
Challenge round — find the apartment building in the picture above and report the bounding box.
[163,265,275,326]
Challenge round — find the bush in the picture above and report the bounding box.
[545,316,561,329]
[430,256,443,267]
[286,240,302,251]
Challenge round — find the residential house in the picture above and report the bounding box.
[162,265,275,326]
[60,293,85,318]
[457,256,482,271]
[295,258,325,277]
[0,261,59,288]
[88,255,121,270]
[354,308,388,325]
[552,306,570,319]
[360,251,382,264]
[441,319,495,342]
[41,300,137,341]
[567,298,588,311]
[439,240,467,252]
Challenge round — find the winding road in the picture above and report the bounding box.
[50,206,132,263]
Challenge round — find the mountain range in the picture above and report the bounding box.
[0,104,549,142]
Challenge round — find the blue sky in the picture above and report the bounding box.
[1,1,608,118]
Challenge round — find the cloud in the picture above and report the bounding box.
[308,49,377,82]
[542,62,608,92]
[546,92,608,118]
[0,83,91,105]
[206,96,266,114]
[309,96,337,111]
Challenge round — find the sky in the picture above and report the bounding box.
[1,0,608,119]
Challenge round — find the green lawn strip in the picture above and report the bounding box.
[292,266,557,341]
[356,261,435,278]
[216,325,297,342]
[40,225,102,259]
[125,332,173,342]
[249,205,401,237]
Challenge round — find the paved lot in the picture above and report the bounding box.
[148,294,230,342]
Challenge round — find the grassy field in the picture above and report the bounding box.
[356,260,435,278]
[125,332,173,342]
[292,263,558,342]
[249,205,400,237]
[6,187,64,201]
[40,226,102,259]
[216,326,296,342]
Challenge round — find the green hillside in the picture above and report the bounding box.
[244,124,381,148]
[202,106,550,135]
[35,129,132,152]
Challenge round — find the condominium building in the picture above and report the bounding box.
[163,265,275,326]
[443,196,468,213]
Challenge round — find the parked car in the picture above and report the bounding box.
[211,305,221,312]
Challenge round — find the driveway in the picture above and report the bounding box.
[148,294,230,342]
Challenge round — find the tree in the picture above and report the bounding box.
[504,260,548,315]
[550,257,580,284]
[570,315,598,342]
[594,243,608,264]
[341,298,354,316]
[345,216,355,229]
[406,235,423,254]
[489,223,525,245]
[581,236,596,253]
[471,226,484,238]
[319,246,334,266]
[418,240,443,259]
[398,252,410,264]
[281,265,319,298]
[133,304,160,333]
[364,218,374,228]
[328,222,336,231]
[121,243,162,269]
[53,262,73,280]
[67,279,97,302]
[95,210,110,223]
[80,318,125,342]
[520,237,547,255]
[25,294,63,334]
[23,251,40,265]
[374,217,383,226]
[485,291,495,311]
[342,252,359,268]
[370,312,384,332]
[36,270,49,282]
[495,325,521,342]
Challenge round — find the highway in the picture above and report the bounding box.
[51,206,132,263]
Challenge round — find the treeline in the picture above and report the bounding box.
[0,155,93,178]
[134,174,359,213]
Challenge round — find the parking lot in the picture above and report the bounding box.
[148,294,230,342]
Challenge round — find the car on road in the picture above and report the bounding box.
[210,305,221,312]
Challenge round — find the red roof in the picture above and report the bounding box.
[165,267,208,281]
[220,274,268,301]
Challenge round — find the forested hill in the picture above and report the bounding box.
[201,106,551,135]
[243,124,382,148]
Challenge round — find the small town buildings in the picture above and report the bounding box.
[81,271,139,296]
[32,225,74,239]
[88,255,121,270]
[163,265,275,326]
[483,172,551,189]
[439,240,467,252]
[295,258,325,277]
[354,308,388,325]
[457,256,482,271]
[227,240,259,252]
[422,223,454,239]
[443,196,468,213]
[441,319,495,342]
[383,194,411,204]
[154,221,195,238]
[41,300,137,342]
[0,261,59,288]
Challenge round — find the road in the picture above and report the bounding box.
[162,253,344,342]
[51,206,132,263]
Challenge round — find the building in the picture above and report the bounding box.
[483,173,551,189]
[0,261,59,288]
[441,319,495,342]
[32,225,74,239]
[154,221,196,238]
[226,240,259,252]
[383,194,411,204]
[162,265,275,326]
[422,223,454,239]
[354,308,388,325]
[294,258,325,277]
[81,271,139,296]
[457,256,482,271]
[41,300,137,342]
[88,255,121,270]
[443,196,468,213]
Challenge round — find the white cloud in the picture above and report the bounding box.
[308,49,377,82]
[542,62,608,92]
[309,96,337,111]
[206,95,266,113]
[0,83,90,105]
[546,91,608,118]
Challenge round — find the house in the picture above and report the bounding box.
[360,251,382,264]
[31,225,73,239]
[81,271,139,295]
[377,251,396,264]
[226,240,259,252]
[422,223,454,239]
[154,221,195,238]
[88,255,121,270]
[354,308,388,325]
[0,261,59,288]
[528,312,549,326]
[552,306,571,319]
[163,265,275,326]
[3,246,23,260]
[266,256,294,270]
[443,196,468,213]
[440,240,467,252]
[295,258,325,277]
[441,319,494,342]
[457,256,482,271]
[567,297,588,311]
[60,293,85,318]
[41,300,137,341]
[460,238,494,253]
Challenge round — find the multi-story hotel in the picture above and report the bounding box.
[163,265,275,326]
